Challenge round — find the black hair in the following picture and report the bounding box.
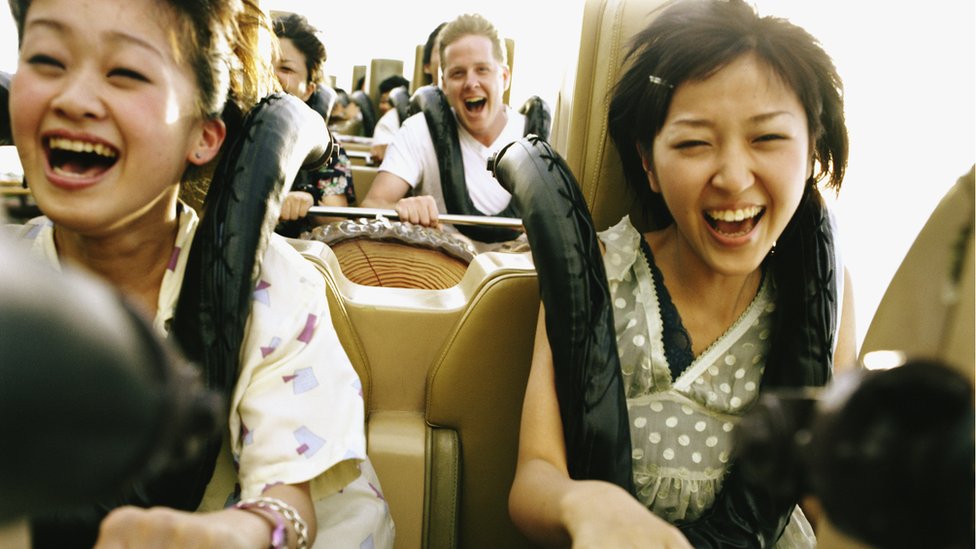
[422,22,447,85]
[736,360,975,549]
[811,361,975,549]
[608,0,847,229]
[272,12,327,86]
[379,74,410,95]
[608,0,849,389]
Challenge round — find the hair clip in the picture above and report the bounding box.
[648,75,674,89]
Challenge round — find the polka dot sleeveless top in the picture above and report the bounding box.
[599,216,775,523]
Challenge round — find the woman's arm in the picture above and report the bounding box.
[94,481,315,549]
[509,307,692,548]
[833,267,858,372]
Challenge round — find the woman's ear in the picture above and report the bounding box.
[636,143,660,193]
[188,118,227,166]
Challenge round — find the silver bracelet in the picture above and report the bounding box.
[235,496,309,549]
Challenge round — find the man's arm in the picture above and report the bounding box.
[361,171,441,228]
[360,171,412,209]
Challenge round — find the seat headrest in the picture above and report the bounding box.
[350,90,376,136]
[307,84,338,124]
[552,0,668,231]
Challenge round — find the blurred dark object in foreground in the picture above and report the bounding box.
[735,359,974,549]
[0,232,222,522]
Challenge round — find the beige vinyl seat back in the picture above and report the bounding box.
[412,44,428,91]
[551,0,668,232]
[352,65,367,92]
[368,59,406,108]
[860,166,975,379]
[304,240,538,549]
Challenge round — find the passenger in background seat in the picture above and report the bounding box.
[376,74,410,117]
[509,0,856,547]
[328,87,363,136]
[6,0,392,547]
[361,14,523,236]
[370,22,446,163]
[272,12,356,237]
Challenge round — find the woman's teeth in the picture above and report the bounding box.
[49,137,118,159]
[706,205,763,223]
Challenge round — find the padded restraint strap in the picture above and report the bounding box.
[409,85,522,243]
[391,86,411,128]
[492,136,635,493]
[519,95,552,142]
[307,84,337,124]
[0,71,11,146]
[166,92,332,511]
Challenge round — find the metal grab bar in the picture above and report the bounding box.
[307,205,524,230]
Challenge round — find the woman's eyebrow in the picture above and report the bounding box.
[104,30,165,61]
[24,18,165,62]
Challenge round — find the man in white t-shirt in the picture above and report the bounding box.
[361,14,524,233]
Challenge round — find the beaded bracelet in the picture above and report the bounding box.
[234,496,309,549]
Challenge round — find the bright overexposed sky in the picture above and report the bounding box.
[1,0,974,348]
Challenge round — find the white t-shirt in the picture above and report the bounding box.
[378,107,526,216]
[371,109,401,146]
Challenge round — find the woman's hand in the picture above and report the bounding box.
[563,481,694,549]
[93,506,270,549]
[279,191,315,221]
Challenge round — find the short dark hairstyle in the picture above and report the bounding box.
[378,75,410,95]
[272,12,327,86]
[422,22,447,85]
[609,0,848,227]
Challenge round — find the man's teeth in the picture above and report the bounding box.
[49,137,117,159]
[707,206,763,222]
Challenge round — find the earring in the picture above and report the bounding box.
[194,152,202,160]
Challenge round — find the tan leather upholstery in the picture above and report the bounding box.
[352,65,367,91]
[424,261,539,548]
[305,241,537,549]
[551,0,667,232]
[860,167,975,379]
[503,38,514,106]
[412,44,427,92]
[368,58,406,110]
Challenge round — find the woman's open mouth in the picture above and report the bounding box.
[704,206,765,237]
[45,136,119,180]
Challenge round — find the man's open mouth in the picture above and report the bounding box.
[704,206,765,237]
[46,136,119,179]
[463,97,487,113]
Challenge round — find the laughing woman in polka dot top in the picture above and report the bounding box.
[509,1,857,547]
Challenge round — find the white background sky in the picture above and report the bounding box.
[2,0,974,348]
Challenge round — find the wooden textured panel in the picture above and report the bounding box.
[332,238,469,289]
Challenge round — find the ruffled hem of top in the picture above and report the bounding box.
[598,215,641,282]
[633,469,722,523]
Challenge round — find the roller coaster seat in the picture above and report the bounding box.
[860,167,975,379]
[306,83,338,124]
[350,89,377,137]
[297,238,539,549]
[550,0,668,232]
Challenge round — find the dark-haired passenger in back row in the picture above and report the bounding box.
[370,22,446,163]
[509,0,857,547]
[272,12,356,237]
